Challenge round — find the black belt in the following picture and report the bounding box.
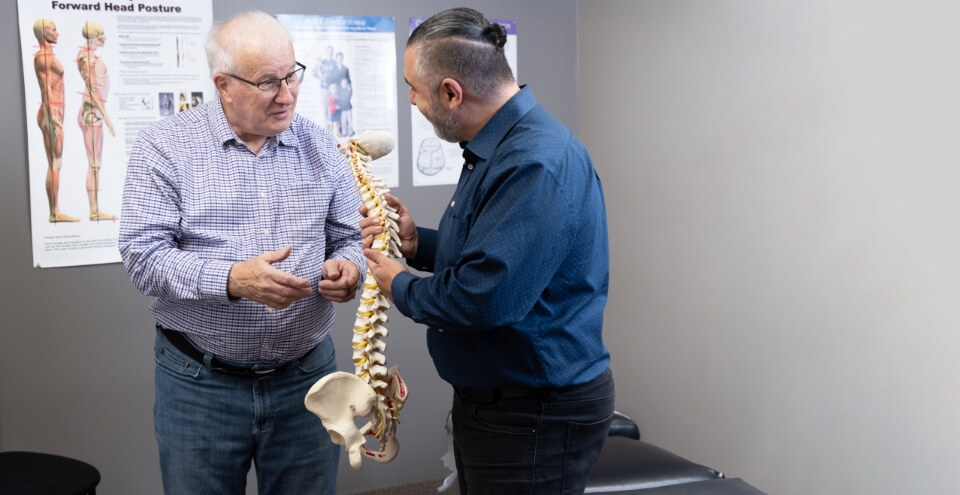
[453,368,612,404]
[454,386,551,403]
[159,325,287,379]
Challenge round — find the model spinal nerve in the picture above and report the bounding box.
[305,131,408,470]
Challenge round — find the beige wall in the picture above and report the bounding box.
[580,1,960,494]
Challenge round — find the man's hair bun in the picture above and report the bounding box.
[482,23,508,50]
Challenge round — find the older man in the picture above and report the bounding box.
[363,7,615,495]
[119,11,362,494]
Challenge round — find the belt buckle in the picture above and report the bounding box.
[209,363,279,379]
[251,368,278,379]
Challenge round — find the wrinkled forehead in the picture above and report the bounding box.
[234,40,295,75]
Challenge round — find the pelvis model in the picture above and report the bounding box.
[305,131,408,470]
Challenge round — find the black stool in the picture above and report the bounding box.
[0,451,100,495]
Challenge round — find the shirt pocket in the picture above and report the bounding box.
[281,181,332,244]
[180,189,249,262]
[436,202,473,265]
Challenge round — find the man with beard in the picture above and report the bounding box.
[361,7,615,495]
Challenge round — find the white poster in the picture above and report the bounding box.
[409,18,517,187]
[18,0,214,268]
[277,15,399,187]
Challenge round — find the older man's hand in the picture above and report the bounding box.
[317,258,361,303]
[227,246,313,309]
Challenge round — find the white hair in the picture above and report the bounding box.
[205,11,293,79]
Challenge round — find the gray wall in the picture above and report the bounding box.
[0,1,579,493]
[581,1,960,494]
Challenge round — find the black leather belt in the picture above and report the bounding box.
[159,325,286,379]
[454,386,552,403]
[453,368,612,404]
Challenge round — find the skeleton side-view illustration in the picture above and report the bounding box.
[77,21,117,221]
[305,131,408,470]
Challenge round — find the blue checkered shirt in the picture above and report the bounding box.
[119,97,364,364]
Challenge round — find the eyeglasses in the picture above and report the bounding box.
[226,62,306,93]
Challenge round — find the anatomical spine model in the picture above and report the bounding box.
[305,131,408,470]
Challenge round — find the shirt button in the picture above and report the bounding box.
[260,191,267,198]
[266,307,274,313]
[450,201,455,207]
[438,328,444,333]
[262,228,270,235]
[263,344,271,350]
[467,164,474,170]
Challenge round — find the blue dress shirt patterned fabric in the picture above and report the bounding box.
[393,86,611,388]
[119,97,364,364]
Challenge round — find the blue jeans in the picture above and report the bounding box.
[452,368,615,495]
[154,327,339,495]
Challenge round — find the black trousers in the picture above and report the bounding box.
[452,368,615,495]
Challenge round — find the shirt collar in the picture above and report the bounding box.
[209,96,237,147]
[209,94,300,150]
[462,85,536,162]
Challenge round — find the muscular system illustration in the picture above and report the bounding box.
[33,19,78,223]
[305,131,408,470]
[77,21,117,221]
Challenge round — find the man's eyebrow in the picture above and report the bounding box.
[259,65,298,81]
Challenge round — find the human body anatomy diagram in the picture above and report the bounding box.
[33,19,78,223]
[76,21,116,221]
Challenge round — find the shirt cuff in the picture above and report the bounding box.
[198,259,235,305]
[409,227,437,272]
[392,271,420,320]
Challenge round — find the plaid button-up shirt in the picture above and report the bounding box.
[119,97,364,363]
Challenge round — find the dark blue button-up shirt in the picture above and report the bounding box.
[393,87,611,388]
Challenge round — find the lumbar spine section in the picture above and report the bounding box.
[305,131,408,470]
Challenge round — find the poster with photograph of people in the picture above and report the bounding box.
[276,14,399,187]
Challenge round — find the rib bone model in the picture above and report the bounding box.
[305,131,408,470]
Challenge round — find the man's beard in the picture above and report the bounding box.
[426,96,462,143]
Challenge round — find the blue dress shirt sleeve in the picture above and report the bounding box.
[393,157,575,331]
[406,226,438,272]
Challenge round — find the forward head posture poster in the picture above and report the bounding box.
[17,0,214,268]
